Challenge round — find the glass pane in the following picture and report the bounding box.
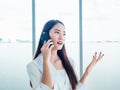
[83,0,120,90]
[0,0,32,90]
[36,0,80,75]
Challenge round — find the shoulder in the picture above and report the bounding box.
[26,61,37,72]
[26,54,43,72]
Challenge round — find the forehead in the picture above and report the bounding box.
[51,23,65,32]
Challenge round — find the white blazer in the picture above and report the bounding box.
[26,54,84,90]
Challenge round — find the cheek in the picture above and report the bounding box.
[51,37,57,43]
[50,33,58,40]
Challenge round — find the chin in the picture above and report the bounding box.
[54,46,63,50]
[57,48,62,50]
[58,46,63,50]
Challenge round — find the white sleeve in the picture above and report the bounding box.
[26,62,54,90]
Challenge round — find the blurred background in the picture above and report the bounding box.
[0,0,120,90]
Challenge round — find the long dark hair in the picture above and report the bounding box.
[33,19,78,89]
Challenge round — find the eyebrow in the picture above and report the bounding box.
[54,29,66,33]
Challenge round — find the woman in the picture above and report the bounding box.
[26,19,104,90]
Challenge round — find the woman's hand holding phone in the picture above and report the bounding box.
[41,39,54,62]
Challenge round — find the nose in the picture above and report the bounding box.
[59,34,64,40]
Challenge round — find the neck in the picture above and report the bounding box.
[50,49,64,70]
[50,49,59,62]
[51,49,57,56]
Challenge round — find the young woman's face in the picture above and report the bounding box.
[49,23,66,50]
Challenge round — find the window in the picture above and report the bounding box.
[0,0,32,90]
[83,0,120,90]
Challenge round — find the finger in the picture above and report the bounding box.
[44,40,46,44]
[49,44,54,50]
[44,40,47,44]
[100,53,104,59]
[98,52,104,60]
[92,52,98,62]
[95,52,97,55]
[44,39,51,47]
[98,52,101,58]
[46,39,52,44]
[42,40,47,47]
[94,52,97,58]
[47,41,53,48]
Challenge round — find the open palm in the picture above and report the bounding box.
[80,52,104,84]
[86,52,104,75]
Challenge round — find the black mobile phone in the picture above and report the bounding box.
[41,32,50,44]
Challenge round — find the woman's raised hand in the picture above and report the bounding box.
[41,39,54,62]
[85,52,104,76]
[80,52,104,84]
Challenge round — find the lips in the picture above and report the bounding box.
[57,41,63,45]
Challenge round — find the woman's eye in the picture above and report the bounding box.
[55,31,60,34]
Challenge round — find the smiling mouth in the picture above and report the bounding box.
[57,41,63,45]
